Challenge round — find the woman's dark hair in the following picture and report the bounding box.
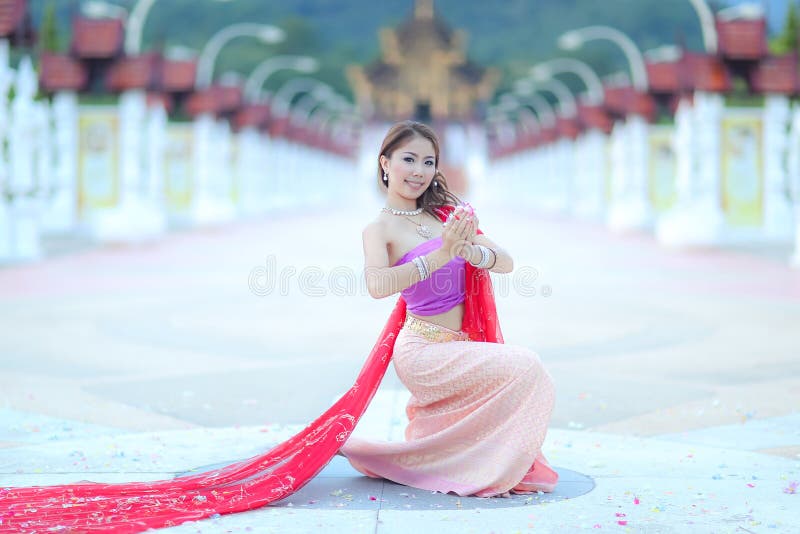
[378,120,463,220]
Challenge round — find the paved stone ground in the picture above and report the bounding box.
[0,198,798,532]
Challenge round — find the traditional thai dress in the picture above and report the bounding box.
[342,234,558,496]
[0,205,557,533]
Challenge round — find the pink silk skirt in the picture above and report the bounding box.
[341,314,558,497]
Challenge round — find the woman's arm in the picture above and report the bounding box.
[453,210,513,274]
[461,234,514,274]
[362,221,452,299]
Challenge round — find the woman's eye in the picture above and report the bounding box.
[425,161,434,166]
[404,157,414,163]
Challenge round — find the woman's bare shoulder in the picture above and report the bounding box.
[362,215,390,243]
[363,211,405,236]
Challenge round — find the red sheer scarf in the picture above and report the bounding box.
[0,205,502,533]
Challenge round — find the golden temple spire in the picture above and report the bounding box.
[415,0,434,20]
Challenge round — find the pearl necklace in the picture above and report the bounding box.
[381,206,424,216]
[381,206,433,238]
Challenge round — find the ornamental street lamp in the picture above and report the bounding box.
[244,55,318,102]
[530,58,604,106]
[271,77,340,117]
[195,23,285,88]
[687,0,718,53]
[514,78,576,119]
[83,0,237,55]
[558,25,648,92]
[509,86,557,127]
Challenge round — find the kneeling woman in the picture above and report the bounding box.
[341,120,558,497]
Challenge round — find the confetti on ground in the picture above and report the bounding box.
[783,481,798,494]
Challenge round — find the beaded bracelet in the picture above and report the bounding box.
[412,255,430,281]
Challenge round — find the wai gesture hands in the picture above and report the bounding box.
[441,204,478,260]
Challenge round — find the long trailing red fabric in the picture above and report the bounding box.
[0,205,503,533]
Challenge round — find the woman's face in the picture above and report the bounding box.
[381,135,437,199]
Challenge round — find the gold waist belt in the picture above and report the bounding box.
[403,314,471,343]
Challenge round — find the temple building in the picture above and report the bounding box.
[347,0,498,122]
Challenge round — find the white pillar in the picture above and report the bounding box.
[542,143,560,212]
[271,136,292,210]
[608,116,652,231]
[43,92,79,234]
[256,131,272,213]
[32,100,53,217]
[237,126,262,216]
[90,89,166,242]
[762,94,793,241]
[607,121,627,222]
[693,91,725,230]
[189,113,235,225]
[145,102,167,219]
[573,128,606,220]
[557,138,575,213]
[7,56,42,261]
[787,103,800,267]
[656,93,725,246]
[0,39,11,260]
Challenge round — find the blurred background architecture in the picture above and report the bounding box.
[1,0,799,267]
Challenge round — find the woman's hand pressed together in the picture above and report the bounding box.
[440,205,475,260]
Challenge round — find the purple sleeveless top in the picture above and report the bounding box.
[393,236,466,316]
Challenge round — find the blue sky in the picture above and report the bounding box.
[723,0,790,33]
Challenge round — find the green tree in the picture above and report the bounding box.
[770,2,799,54]
[40,1,60,52]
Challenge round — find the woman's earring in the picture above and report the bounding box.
[383,172,388,183]
[433,180,439,187]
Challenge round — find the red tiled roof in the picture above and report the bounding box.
[646,61,682,94]
[268,116,290,137]
[215,85,243,113]
[603,85,632,116]
[71,17,124,59]
[627,92,656,121]
[233,104,270,130]
[539,125,557,144]
[716,19,767,61]
[749,55,799,94]
[185,85,242,117]
[578,104,613,134]
[556,117,581,140]
[680,52,731,92]
[185,89,218,116]
[162,59,196,93]
[602,86,656,120]
[0,0,25,37]
[106,53,161,91]
[39,53,87,93]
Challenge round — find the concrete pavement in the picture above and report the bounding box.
[1,199,798,532]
